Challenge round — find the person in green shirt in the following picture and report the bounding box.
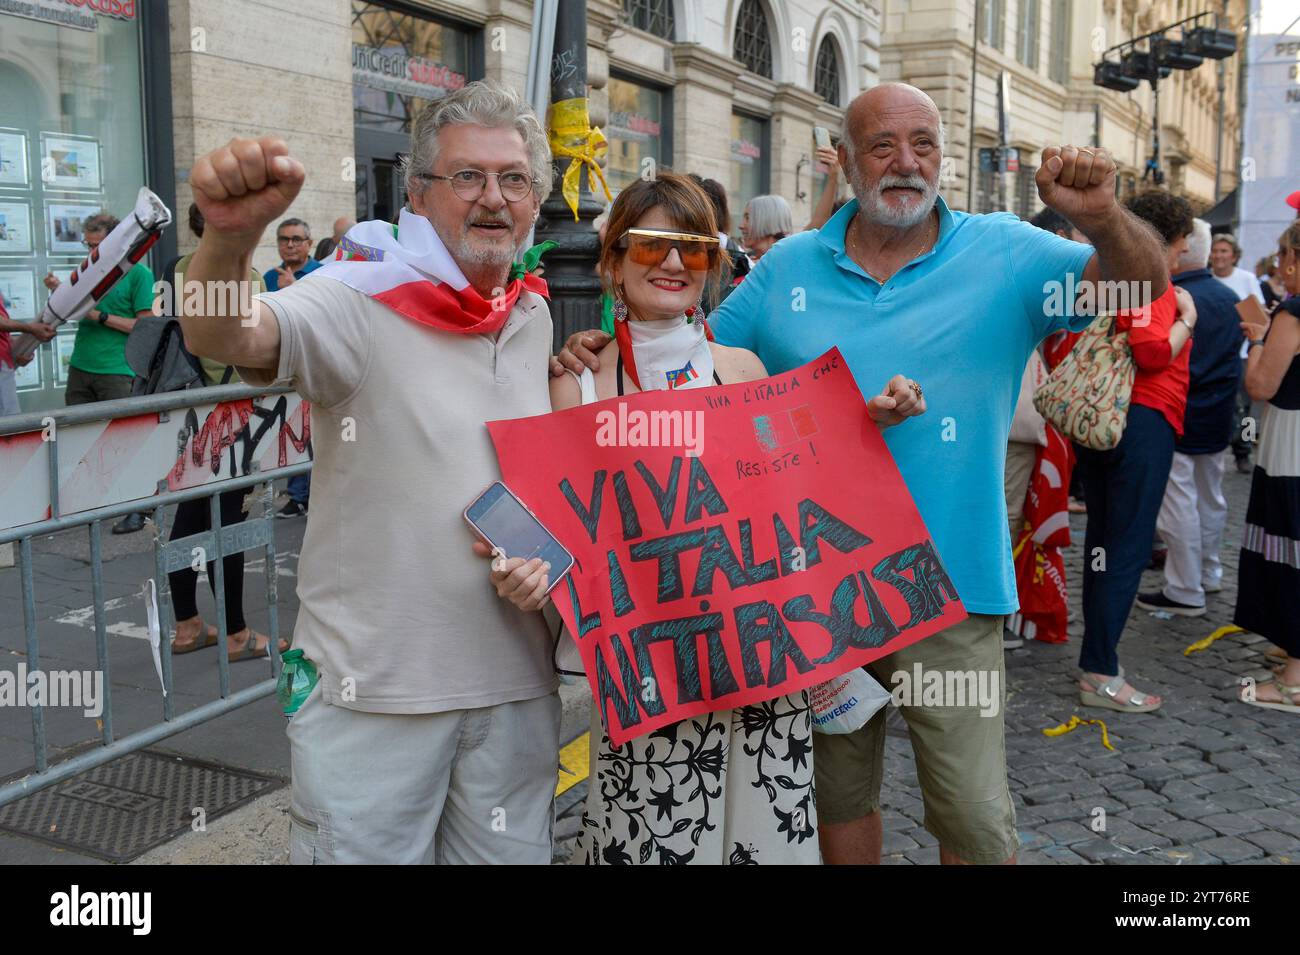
[43,212,156,404]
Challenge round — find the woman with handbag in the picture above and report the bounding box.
[1234,221,1300,711]
[1071,191,1196,713]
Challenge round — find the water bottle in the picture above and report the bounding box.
[277,649,318,717]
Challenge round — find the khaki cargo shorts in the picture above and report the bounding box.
[812,613,1017,864]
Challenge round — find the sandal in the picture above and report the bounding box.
[172,619,218,654]
[1078,667,1162,713]
[1242,679,1300,713]
[227,629,271,663]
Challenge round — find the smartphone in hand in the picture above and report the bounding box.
[464,481,574,594]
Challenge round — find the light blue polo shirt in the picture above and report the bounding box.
[710,196,1096,615]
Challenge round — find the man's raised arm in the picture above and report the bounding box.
[1036,146,1168,305]
[179,136,306,373]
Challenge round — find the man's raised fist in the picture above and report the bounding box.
[190,136,306,241]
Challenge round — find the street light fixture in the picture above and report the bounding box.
[1183,26,1238,60]
[1093,61,1139,92]
[1154,37,1203,72]
[1091,11,1238,189]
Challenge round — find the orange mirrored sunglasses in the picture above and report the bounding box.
[619,228,720,271]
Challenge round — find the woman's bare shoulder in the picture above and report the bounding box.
[709,341,767,382]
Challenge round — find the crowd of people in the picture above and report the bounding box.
[2,73,1297,866]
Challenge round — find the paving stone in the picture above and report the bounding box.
[1240,829,1300,857]
[1158,779,1209,799]
[1243,807,1300,838]
[1195,772,1248,794]
[1118,807,1178,829]
[1199,813,1266,837]
[1195,836,1265,862]
[1165,798,1226,820]
[1146,845,1222,865]
[1209,790,1267,812]
[1161,819,1218,843]
[1038,821,1095,846]
[1011,766,1062,787]
[1117,788,1170,809]
[1210,750,1263,771]
[1020,783,1079,806]
[1166,758,1217,777]
[1071,837,1135,863]
[1098,773,1144,793]
[1037,845,1089,865]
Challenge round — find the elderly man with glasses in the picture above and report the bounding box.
[175,80,562,864]
[264,218,323,292]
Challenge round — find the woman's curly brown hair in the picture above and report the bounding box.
[1125,190,1194,246]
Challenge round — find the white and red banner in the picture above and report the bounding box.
[0,392,311,527]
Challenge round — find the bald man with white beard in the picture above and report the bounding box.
[556,83,1168,866]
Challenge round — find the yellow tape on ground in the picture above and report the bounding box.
[1183,624,1244,656]
[556,731,591,797]
[1043,715,1115,751]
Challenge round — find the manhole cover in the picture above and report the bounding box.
[0,750,282,862]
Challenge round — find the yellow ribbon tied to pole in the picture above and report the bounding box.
[548,97,612,221]
[1043,715,1115,751]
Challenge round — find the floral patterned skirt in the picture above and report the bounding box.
[572,691,819,864]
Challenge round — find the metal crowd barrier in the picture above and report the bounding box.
[0,384,311,807]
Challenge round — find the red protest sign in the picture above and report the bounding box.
[488,348,966,746]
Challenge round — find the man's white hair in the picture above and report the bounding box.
[401,80,553,202]
[1179,218,1212,270]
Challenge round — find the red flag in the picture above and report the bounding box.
[1009,424,1073,644]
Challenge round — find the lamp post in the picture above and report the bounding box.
[533,0,605,353]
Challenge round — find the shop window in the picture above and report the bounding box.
[351,1,474,135]
[606,75,671,192]
[729,112,770,241]
[0,8,148,412]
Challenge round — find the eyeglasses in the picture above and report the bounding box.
[277,236,310,246]
[418,169,537,202]
[619,228,720,271]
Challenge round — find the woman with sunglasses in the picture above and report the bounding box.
[551,172,925,864]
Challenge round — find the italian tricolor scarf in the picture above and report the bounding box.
[314,209,548,335]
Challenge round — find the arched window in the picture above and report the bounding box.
[733,0,773,79]
[814,35,841,106]
[624,0,675,41]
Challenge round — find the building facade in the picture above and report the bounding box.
[0,0,1248,411]
[879,0,1247,220]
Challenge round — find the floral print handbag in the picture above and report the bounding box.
[1032,313,1135,451]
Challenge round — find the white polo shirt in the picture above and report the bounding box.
[240,275,557,714]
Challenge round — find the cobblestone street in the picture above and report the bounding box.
[554,456,1300,865]
[878,457,1297,865]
